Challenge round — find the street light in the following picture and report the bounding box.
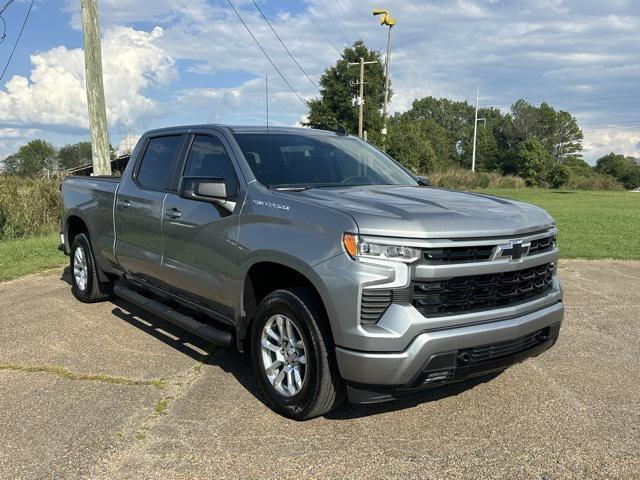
[372,8,395,150]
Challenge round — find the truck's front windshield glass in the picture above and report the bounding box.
[233,133,417,189]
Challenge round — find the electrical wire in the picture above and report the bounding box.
[491,93,640,108]
[334,0,361,41]
[315,0,350,46]
[0,0,15,16]
[226,0,308,107]
[0,0,33,82]
[251,0,319,91]
[303,4,341,57]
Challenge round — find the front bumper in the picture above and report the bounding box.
[335,299,563,400]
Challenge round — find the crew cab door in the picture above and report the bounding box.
[114,133,186,284]
[161,132,243,317]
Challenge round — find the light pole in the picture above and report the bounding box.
[372,9,395,150]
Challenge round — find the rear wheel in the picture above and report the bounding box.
[250,288,345,420]
[70,233,113,303]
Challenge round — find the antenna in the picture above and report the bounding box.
[265,74,269,132]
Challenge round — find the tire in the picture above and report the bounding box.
[69,233,113,303]
[250,288,345,420]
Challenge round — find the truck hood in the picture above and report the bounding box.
[297,186,555,239]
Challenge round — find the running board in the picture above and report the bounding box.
[113,282,233,347]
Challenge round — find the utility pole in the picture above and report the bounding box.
[373,9,396,150]
[80,0,111,176]
[471,84,486,172]
[348,58,377,139]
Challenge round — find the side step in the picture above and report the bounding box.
[114,282,233,347]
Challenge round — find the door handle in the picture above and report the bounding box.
[165,207,182,219]
[118,199,131,209]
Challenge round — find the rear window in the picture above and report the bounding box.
[137,135,184,190]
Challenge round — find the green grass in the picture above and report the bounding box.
[0,233,67,282]
[476,189,640,260]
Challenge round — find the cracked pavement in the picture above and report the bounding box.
[0,260,639,479]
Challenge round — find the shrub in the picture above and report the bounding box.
[429,168,526,190]
[564,173,624,191]
[0,175,62,239]
[547,164,571,189]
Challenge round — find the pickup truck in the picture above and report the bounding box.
[60,125,563,420]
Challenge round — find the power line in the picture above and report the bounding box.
[226,0,308,107]
[315,0,351,46]
[251,0,319,91]
[0,0,16,16]
[334,0,362,40]
[0,0,33,82]
[303,4,341,57]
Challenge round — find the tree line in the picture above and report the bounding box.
[1,140,118,177]
[306,42,640,190]
[2,42,638,189]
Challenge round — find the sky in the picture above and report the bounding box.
[0,0,639,163]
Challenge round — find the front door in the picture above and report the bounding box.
[115,134,185,284]
[161,133,243,317]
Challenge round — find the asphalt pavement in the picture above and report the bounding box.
[0,260,638,479]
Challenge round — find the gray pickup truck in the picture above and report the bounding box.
[60,125,563,420]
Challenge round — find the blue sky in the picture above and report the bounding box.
[0,0,639,162]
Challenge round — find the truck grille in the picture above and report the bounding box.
[412,263,555,316]
[422,235,556,264]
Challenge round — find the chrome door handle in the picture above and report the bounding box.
[165,208,182,219]
[118,199,131,209]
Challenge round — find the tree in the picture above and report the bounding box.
[387,117,452,173]
[512,138,555,186]
[305,41,388,144]
[57,142,93,170]
[547,164,571,189]
[9,140,58,177]
[506,101,583,164]
[596,153,640,189]
[1,154,20,174]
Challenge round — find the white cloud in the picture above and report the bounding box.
[0,25,176,131]
[583,128,640,162]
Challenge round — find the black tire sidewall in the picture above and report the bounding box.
[70,234,97,302]
[250,291,323,419]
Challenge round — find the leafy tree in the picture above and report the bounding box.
[57,141,93,170]
[305,41,388,144]
[596,152,640,189]
[8,140,58,177]
[547,164,571,189]
[1,153,20,174]
[387,117,452,173]
[512,138,555,186]
[506,101,583,164]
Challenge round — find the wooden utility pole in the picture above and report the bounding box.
[348,58,377,139]
[80,0,111,176]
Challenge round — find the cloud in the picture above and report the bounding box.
[0,25,176,131]
[4,0,640,162]
[582,128,640,162]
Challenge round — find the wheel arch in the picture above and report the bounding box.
[237,258,337,353]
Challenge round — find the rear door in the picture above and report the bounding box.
[161,132,243,317]
[115,133,186,284]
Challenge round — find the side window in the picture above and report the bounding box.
[183,135,239,196]
[137,135,183,190]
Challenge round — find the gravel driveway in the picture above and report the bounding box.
[0,260,638,479]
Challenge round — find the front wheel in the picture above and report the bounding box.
[250,288,345,420]
[70,233,113,303]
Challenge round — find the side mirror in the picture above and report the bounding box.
[179,176,227,202]
[417,176,431,187]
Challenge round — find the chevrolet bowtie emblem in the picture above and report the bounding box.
[492,240,531,262]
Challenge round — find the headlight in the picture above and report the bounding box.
[342,233,421,263]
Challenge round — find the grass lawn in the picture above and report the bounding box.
[0,233,67,282]
[476,189,640,260]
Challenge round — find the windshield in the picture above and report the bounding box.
[233,133,418,189]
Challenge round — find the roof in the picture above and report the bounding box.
[144,124,341,137]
